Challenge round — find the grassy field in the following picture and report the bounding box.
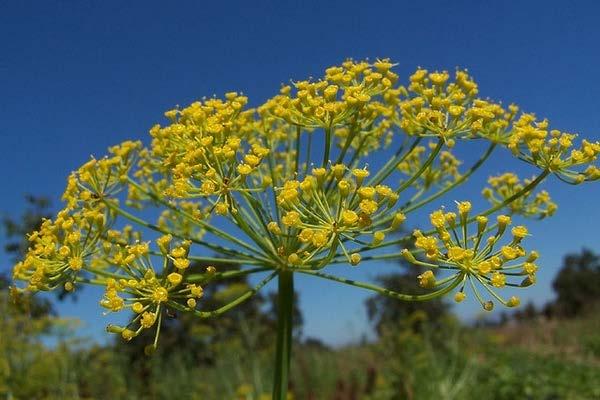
[2,306,599,400]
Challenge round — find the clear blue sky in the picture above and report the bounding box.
[1,0,599,345]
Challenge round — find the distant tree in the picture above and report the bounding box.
[301,336,330,351]
[365,250,449,335]
[2,195,52,264]
[513,301,538,322]
[550,248,600,317]
[1,196,58,398]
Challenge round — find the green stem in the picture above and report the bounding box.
[332,115,359,166]
[128,178,262,255]
[104,199,272,264]
[273,270,294,399]
[402,143,496,214]
[367,137,420,188]
[478,169,550,217]
[323,125,332,167]
[303,132,313,177]
[294,126,301,174]
[186,266,271,283]
[169,271,277,318]
[395,139,443,194]
[298,269,463,301]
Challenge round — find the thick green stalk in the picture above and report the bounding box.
[272,270,294,400]
[322,125,332,167]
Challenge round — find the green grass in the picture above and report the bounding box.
[2,311,599,399]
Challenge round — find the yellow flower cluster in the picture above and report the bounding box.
[263,59,398,130]
[147,94,272,201]
[508,114,600,183]
[269,164,407,267]
[482,173,557,219]
[398,69,516,143]
[100,235,206,348]
[12,204,109,292]
[402,202,538,310]
[63,141,143,206]
[11,58,600,350]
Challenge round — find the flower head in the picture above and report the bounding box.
[403,202,539,310]
[482,173,557,218]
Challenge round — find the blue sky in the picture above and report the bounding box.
[1,1,599,345]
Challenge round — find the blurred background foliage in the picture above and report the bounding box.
[1,196,599,399]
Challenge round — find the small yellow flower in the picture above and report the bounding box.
[454,292,466,303]
[358,186,375,199]
[215,202,229,215]
[189,284,204,298]
[352,168,370,185]
[491,272,506,288]
[512,226,528,239]
[497,215,512,227]
[58,245,71,257]
[448,246,468,261]
[173,258,190,270]
[477,261,492,274]
[417,270,436,289]
[311,231,329,247]
[140,311,157,328]
[338,180,351,196]
[205,266,216,274]
[288,253,301,265]
[430,210,446,228]
[359,199,378,215]
[151,287,169,303]
[298,228,314,243]
[524,262,538,275]
[457,201,471,216]
[68,256,83,271]
[341,210,359,225]
[507,296,520,307]
[167,272,183,285]
[501,246,518,260]
[372,231,385,245]
[391,212,406,229]
[268,221,282,234]
[121,329,136,341]
[237,164,252,175]
[282,211,301,226]
[476,215,488,233]
[132,302,144,313]
[429,71,449,85]
[157,234,172,254]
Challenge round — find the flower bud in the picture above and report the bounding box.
[507,296,520,307]
[372,231,385,246]
[391,212,406,229]
[454,292,466,303]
